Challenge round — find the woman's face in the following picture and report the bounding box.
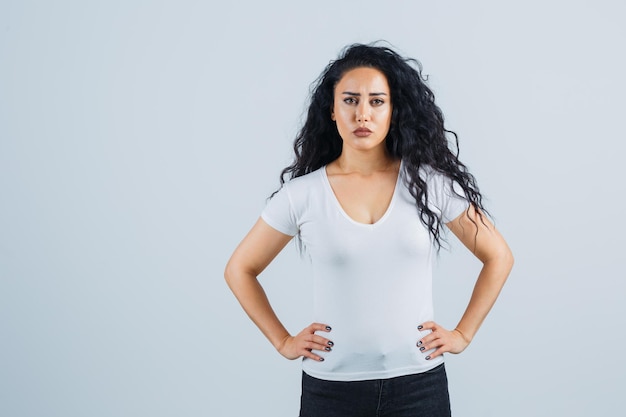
[331,67,392,154]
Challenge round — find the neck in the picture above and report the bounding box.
[333,149,397,175]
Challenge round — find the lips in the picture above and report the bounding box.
[353,127,372,137]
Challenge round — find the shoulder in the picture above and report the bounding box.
[416,164,439,180]
[267,167,325,211]
[404,162,467,200]
[402,163,443,186]
[262,167,325,234]
[415,164,452,190]
[281,166,325,194]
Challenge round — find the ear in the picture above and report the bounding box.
[330,108,335,121]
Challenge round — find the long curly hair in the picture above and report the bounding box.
[277,42,486,248]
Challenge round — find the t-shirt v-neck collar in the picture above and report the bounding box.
[320,161,403,228]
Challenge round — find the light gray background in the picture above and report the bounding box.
[1,1,624,416]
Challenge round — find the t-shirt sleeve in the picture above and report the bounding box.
[261,185,299,236]
[428,172,470,223]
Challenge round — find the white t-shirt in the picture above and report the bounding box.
[261,162,469,381]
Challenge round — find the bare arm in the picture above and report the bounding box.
[224,218,333,361]
[418,205,514,359]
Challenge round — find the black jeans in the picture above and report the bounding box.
[299,364,451,417]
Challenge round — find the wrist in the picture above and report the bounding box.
[453,328,471,343]
[273,333,292,352]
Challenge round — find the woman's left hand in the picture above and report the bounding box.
[416,321,471,360]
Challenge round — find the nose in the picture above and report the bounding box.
[356,103,370,123]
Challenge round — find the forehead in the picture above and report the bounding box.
[335,67,390,92]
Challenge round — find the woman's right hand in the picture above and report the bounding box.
[277,323,333,362]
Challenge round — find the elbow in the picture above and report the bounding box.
[224,259,237,289]
[506,251,515,272]
[483,246,514,277]
[500,247,515,276]
[224,258,258,291]
[505,245,514,268]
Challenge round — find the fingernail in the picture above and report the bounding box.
[319,357,324,362]
[420,347,425,351]
[417,325,423,330]
[425,356,431,360]
[324,347,332,351]
[417,341,422,346]
[327,341,334,347]
[325,326,332,331]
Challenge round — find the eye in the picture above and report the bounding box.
[371,98,385,106]
[343,97,358,105]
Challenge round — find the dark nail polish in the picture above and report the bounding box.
[425,356,431,360]
[417,341,422,346]
[417,325,423,330]
[325,326,332,331]
[420,347,425,351]
[325,347,331,351]
[319,357,324,362]
[328,341,334,347]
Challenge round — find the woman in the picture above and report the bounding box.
[224,43,513,417]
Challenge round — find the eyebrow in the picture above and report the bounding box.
[341,91,388,96]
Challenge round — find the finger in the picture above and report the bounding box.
[311,334,334,349]
[425,346,447,361]
[417,331,441,347]
[302,339,332,353]
[308,323,333,333]
[301,348,326,362]
[418,321,437,332]
[418,340,439,353]
[300,341,327,361]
